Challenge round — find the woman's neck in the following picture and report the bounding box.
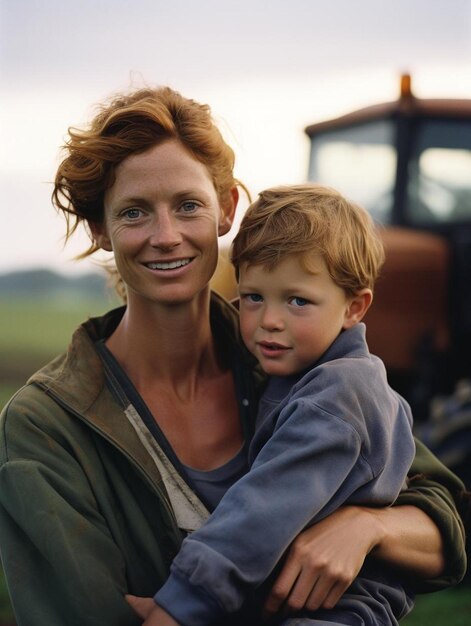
[106,290,222,396]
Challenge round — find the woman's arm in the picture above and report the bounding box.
[264,438,467,617]
[0,388,146,626]
[366,504,444,577]
[392,438,467,590]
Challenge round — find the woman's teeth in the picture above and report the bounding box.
[147,259,191,270]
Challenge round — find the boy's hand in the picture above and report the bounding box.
[126,595,180,625]
[125,595,156,619]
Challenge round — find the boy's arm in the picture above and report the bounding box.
[153,400,406,626]
[126,596,179,626]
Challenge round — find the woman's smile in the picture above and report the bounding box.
[143,257,194,272]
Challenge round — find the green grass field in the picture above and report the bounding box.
[0,295,118,360]
[0,297,469,624]
[0,295,119,397]
[402,586,471,625]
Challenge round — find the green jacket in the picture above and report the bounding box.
[0,295,467,626]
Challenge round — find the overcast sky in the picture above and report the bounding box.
[1,0,471,274]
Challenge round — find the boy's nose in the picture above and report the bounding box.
[260,308,284,331]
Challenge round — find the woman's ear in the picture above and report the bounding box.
[343,289,373,329]
[89,221,113,252]
[218,187,239,236]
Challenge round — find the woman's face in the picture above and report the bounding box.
[96,139,236,307]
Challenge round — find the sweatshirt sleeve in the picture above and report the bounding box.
[155,399,381,626]
[395,437,468,590]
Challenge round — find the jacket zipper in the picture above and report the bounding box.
[40,384,180,536]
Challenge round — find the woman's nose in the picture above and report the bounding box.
[149,211,182,249]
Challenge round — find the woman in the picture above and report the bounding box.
[0,86,466,626]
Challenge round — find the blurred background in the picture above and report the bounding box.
[1,1,470,623]
[2,0,471,273]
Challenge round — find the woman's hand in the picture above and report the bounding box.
[126,595,180,626]
[264,501,445,618]
[263,505,383,618]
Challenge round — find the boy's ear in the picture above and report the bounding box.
[343,289,373,329]
[218,187,239,236]
[89,221,113,252]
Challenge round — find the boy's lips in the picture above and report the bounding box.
[257,340,291,358]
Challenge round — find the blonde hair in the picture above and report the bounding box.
[53,86,246,259]
[231,184,385,295]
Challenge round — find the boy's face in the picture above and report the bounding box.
[238,254,355,376]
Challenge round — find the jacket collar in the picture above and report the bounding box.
[28,294,262,467]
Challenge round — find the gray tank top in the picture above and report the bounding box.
[183,445,248,510]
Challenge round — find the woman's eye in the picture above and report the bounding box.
[180,201,199,213]
[289,296,309,307]
[122,208,142,220]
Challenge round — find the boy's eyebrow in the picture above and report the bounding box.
[237,283,257,291]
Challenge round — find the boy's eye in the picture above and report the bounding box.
[243,293,263,303]
[289,296,309,307]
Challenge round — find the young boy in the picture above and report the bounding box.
[138,184,416,625]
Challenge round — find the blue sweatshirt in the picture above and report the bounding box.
[155,323,415,625]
